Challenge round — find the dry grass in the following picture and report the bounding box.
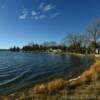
[67,61,100,90]
[79,61,100,82]
[47,79,67,93]
[80,70,93,82]
[33,84,48,94]
[32,61,100,95]
[33,79,67,94]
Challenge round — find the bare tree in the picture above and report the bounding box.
[63,33,83,46]
[86,19,100,43]
[86,19,100,53]
[63,33,85,53]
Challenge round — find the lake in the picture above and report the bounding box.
[0,51,94,95]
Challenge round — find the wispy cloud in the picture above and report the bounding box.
[34,15,46,20]
[32,15,46,20]
[31,11,38,16]
[19,10,28,19]
[39,2,45,9]
[40,3,56,12]
[50,13,60,18]
[19,2,59,20]
[43,4,56,12]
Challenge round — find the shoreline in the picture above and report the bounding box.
[49,51,95,57]
[0,55,100,99]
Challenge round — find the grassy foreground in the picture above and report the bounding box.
[0,58,100,100]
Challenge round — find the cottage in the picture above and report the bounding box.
[96,47,100,54]
[47,48,62,53]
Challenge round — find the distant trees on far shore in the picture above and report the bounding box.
[9,19,100,54]
[22,42,66,52]
[10,46,20,51]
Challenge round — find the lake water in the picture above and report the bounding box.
[0,51,94,95]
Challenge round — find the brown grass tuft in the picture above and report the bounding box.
[33,79,67,94]
[80,70,93,82]
[80,61,100,82]
[47,79,67,94]
[33,84,48,94]
[92,62,100,73]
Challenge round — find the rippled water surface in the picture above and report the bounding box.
[0,51,94,95]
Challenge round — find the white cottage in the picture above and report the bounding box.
[96,47,100,54]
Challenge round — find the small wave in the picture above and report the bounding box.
[0,70,30,87]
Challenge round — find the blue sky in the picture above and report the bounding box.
[0,0,100,49]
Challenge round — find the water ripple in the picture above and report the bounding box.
[0,51,93,95]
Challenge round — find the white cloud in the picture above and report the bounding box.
[31,10,45,20]
[19,2,59,20]
[32,11,38,16]
[39,15,46,19]
[19,14,27,19]
[50,13,60,18]
[39,2,45,9]
[19,11,28,19]
[34,15,46,20]
[42,4,56,12]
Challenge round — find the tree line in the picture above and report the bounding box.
[10,19,100,54]
[10,46,20,51]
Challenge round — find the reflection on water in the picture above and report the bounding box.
[0,51,94,95]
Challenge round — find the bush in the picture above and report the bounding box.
[47,79,67,94]
[33,84,48,94]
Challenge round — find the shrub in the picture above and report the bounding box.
[47,79,67,94]
[33,84,48,94]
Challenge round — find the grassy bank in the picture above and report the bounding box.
[0,57,100,100]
